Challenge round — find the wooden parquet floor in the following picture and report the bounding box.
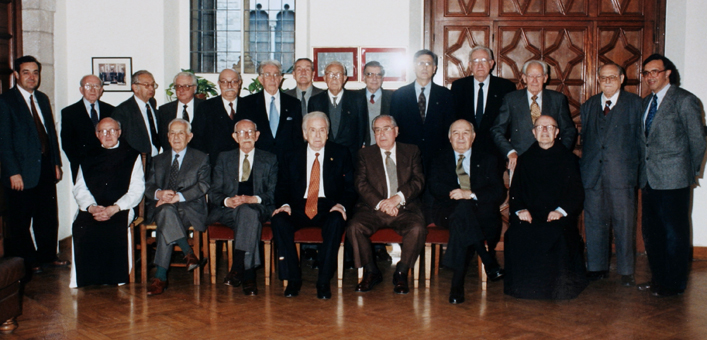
[5,245,707,340]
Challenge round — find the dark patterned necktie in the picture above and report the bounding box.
[475,83,484,124]
[30,95,48,155]
[182,104,190,121]
[418,87,426,122]
[168,154,180,190]
[229,102,235,120]
[146,104,160,151]
[603,100,611,116]
[645,94,658,137]
[456,155,470,190]
[90,103,99,126]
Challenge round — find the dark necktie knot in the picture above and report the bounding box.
[370,94,375,104]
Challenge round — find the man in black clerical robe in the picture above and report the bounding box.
[504,115,587,300]
[70,118,144,288]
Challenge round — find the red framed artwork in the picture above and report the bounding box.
[361,48,407,82]
[312,47,358,82]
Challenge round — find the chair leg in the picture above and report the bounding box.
[140,224,148,284]
[129,223,135,283]
[479,255,487,291]
[227,240,234,273]
[264,241,271,286]
[434,245,441,275]
[357,267,364,283]
[337,242,344,288]
[425,244,432,288]
[414,255,420,288]
[295,243,301,259]
[202,230,210,275]
[210,240,217,284]
[193,231,201,285]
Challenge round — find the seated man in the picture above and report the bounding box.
[347,115,427,295]
[271,112,355,299]
[70,118,144,288]
[208,119,278,296]
[428,119,506,304]
[144,118,211,296]
[504,115,587,300]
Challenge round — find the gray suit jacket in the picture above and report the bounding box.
[145,147,211,231]
[491,89,577,156]
[579,90,643,189]
[208,148,278,220]
[639,85,707,189]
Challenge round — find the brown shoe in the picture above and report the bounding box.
[0,318,18,334]
[185,253,207,272]
[147,278,167,296]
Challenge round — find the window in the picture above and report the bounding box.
[190,0,296,74]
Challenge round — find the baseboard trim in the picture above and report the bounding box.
[694,246,707,260]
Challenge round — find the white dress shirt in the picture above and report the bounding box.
[601,91,620,111]
[327,89,343,106]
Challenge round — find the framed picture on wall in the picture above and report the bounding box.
[92,57,133,92]
[312,47,358,82]
[361,48,407,82]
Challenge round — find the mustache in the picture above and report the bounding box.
[222,88,238,93]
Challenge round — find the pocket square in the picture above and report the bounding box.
[286,116,293,121]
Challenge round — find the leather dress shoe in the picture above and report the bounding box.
[355,272,383,292]
[392,271,409,294]
[147,278,167,296]
[651,287,683,297]
[316,283,332,299]
[284,280,302,297]
[0,318,18,333]
[242,279,258,296]
[449,286,465,304]
[586,270,609,281]
[487,268,505,282]
[223,271,242,287]
[637,282,654,292]
[184,253,207,272]
[621,275,635,287]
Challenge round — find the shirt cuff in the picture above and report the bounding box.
[254,195,262,204]
[223,197,229,207]
[507,150,517,157]
[470,192,478,200]
[395,192,406,205]
[375,200,383,210]
[555,207,567,217]
[154,189,161,201]
[177,193,186,202]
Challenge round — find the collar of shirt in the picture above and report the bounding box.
[379,143,398,163]
[133,95,154,116]
[526,90,543,108]
[222,96,237,114]
[17,86,43,119]
[601,91,620,110]
[305,144,326,198]
[103,141,121,150]
[297,85,314,99]
[83,98,99,117]
[327,89,344,105]
[171,147,187,169]
[16,85,34,103]
[414,81,431,99]
[366,88,383,104]
[453,148,472,175]
[239,148,255,175]
[264,90,280,120]
[652,84,671,107]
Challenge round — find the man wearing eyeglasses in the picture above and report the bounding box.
[157,72,204,151]
[490,60,576,172]
[308,61,368,159]
[207,119,278,296]
[239,60,303,162]
[61,74,115,182]
[112,70,161,157]
[358,61,394,146]
[579,63,643,287]
[637,54,706,297]
[284,58,323,114]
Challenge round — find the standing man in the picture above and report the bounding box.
[112,70,161,157]
[308,61,368,158]
[358,61,394,145]
[637,54,706,297]
[158,72,204,150]
[580,63,643,286]
[0,55,65,273]
[191,68,242,166]
[347,115,427,295]
[144,119,210,296]
[490,60,576,171]
[239,60,303,161]
[208,119,278,296]
[271,112,355,299]
[61,74,115,182]
[284,58,324,115]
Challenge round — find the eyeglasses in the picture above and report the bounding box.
[326,72,345,79]
[174,84,195,91]
[134,82,159,89]
[83,84,102,90]
[471,58,490,64]
[235,129,256,136]
[533,125,557,133]
[260,72,281,79]
[365,72,383,78]
[641,69,666,77]
[219,80,240,86]
[599,75,620,82]
[97,128,120,136]
[373,126,395,135]
[525,75,545,80]
[416,61,434,67]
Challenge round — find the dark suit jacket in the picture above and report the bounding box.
[208,148,278,219]
[308,89,368,157]
[238,91,304,161]
[190,95,239,166]
[275,142,355,212]
[157,98,204,150]
[389,82,455,163]
[61,99,114,181]
[284,85,324,112]
[579,90,643,189]
[356,88,394,117]
[145,147,211,231]
[354,143,425,213]
[639,85,707,190]
[490,89,577,156]
[112,95,159,155]
[0,87,62,189]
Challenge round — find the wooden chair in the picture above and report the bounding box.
[356,228,421,288]
[290,227,345,288]
[207,222,274,285]
[139,222,207,285]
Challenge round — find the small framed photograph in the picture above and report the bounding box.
[92,57,132,92]
[361,48,407,82]
[313,47,358,82]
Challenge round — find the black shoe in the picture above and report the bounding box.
[392,271,409,294]
[242,279,258,296]
[223,271,242,287]
[620,275,635,287]
[651,287,683,297]
[487,268,505,282]
[284,280,302,297]
[637,282,654,292]
[449,286,465,304]
[316,283,332,299]
[355,272,383,292]
[310,261,320,270]
[586,270,609,281]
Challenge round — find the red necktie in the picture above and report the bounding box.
[370,94,375,104]
[604,100,611,116]
[305,153,320,219]
[30,95,49,155]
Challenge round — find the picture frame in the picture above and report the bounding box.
[361,48,407,82]
[312,47,358,82]
[92,57,133,92]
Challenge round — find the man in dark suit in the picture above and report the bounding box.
[0,55,66,273]
[112,70,161,157]
[191,68,242,166]
[208,119,278,296]
[284,58,323,115]
[428,119,506,304]
[490,60,577,171]
[157,72,204,150]
[580,63,643,286]
[271,112,355,299]
[347,115,427,295]
[61,74,115,182]
[359,61,393,146]
[144,119,210,296]
[308,61,368,159]
[637,54,706,297]
[239,60,303,162]
[390,49,455,167]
